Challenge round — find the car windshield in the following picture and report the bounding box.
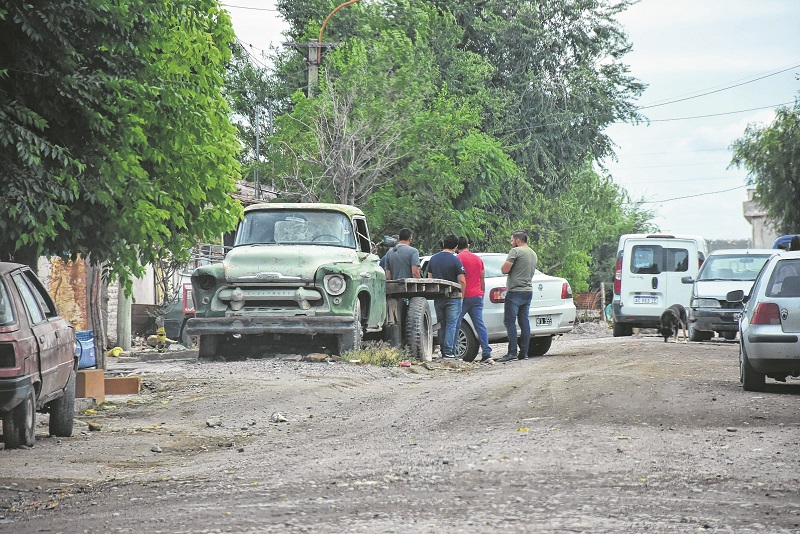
[234,210,357,248]
[697,254,771,281]
[766,259,800,297]
[0,280,14,326]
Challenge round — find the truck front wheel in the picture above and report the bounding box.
[338,300,363,354]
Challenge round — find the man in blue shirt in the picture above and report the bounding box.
[427,234,466,358]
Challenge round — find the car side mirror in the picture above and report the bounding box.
[382,236,398,248]
[726,289,745,303]
[681,276,694,284]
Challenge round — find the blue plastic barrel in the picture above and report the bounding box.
[76,330,96,369]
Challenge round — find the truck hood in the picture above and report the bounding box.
[695,280,755,300]
[222,244,360,283]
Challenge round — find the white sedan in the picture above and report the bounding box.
[422,253,576,360]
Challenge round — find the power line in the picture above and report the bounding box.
[639,185,747,204]
[221,3,279,12]
[648,100,795,123]
[637,62,800,110]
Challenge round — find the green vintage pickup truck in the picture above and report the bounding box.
[184,203,459,359]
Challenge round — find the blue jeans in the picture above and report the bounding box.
[434,298,463,356]
[459,296,491,357]
[504,291,532,357]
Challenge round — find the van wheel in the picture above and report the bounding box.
[612,320,632,337]
[2,390,36,449]
[48,369,76,437]
[722,331,737,341]
[456,324,479,362]
[405,297,432,361]
[528,335,553,357]
[740,343,765,391]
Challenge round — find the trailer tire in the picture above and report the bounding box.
[405,296,432,361]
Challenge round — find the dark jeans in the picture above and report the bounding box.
[434,297,462,356]
[459,296,491,356]
[504,291,532,357]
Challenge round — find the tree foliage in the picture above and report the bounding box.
[731,98,800,234]
[232,0,655,290]
[0,0,243,284]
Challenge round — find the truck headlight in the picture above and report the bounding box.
[324,274,346,296]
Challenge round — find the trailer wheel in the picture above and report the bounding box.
[405,297,432,361]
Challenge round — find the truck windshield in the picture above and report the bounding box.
[234,210,357,248]
[698,254,771,281]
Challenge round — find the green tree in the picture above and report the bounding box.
[731,99,800,234]
[0,0,242,284]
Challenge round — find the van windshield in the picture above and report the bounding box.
[698,254,772,281]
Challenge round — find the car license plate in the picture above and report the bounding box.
[633,295,658,305]
[535,316,552,327]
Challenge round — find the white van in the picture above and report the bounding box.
[611,234,708,336]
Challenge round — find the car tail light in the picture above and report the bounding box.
[562,282,573,299]
[489,287,506,303]
[613,257,622,295]
[182,283,195,314]
[751,302,780,325]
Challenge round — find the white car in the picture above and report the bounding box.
[422,253,576,360]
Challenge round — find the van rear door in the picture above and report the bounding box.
[621,238,698,317]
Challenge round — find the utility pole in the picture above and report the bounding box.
[283,0,361,97]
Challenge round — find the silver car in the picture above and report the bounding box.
[730,251,800,391]
[422,253,576,360]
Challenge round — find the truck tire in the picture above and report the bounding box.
[3,390,36,449]
[383,298,404,347]
[198,334,220,359]
[528,335,553,357]
[48,369,76,437]
[338,300,363,354]
[405,296,432,361]
[457,324,479,362]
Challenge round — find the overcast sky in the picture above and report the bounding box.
[224,0,800,241]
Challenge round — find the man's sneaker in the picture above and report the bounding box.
[443,354,457,359]
[480,355,495,365]
[496,354,518,363]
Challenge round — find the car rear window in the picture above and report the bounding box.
[766,259,800,297]
[0,280,15,326]
[630,245,689,274]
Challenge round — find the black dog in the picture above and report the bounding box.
[659,304,688,343]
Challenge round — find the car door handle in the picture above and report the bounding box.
[652,277,658,289]
[39,335,45,343]
[55,330,60,338]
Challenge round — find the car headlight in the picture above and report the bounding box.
[324,274,347,296]
[693,298,721,308]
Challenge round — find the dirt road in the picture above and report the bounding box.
[2,325,800,533]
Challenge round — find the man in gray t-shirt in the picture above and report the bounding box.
[497,229,538,362]
[383,228,421,280]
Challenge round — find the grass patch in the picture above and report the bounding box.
[343,342,409,366]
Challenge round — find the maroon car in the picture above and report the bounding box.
[0,262,77,449]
